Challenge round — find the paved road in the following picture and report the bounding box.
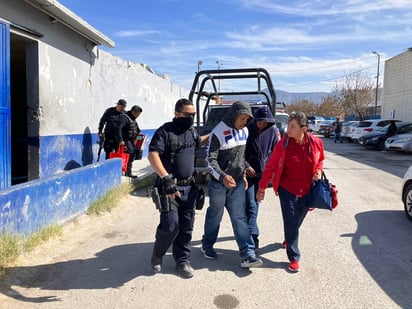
[1,137,411,309]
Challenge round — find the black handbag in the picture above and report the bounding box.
[307,171,333,210]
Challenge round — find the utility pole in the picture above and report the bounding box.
[372,51,380,118]
[216,60,222,92]
[197,60,202,94]
[197,60,202,74]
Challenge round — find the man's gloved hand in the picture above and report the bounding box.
[161,174,177,195]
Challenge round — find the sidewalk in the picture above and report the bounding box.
[130,157,154,180]
[121,158,156,189]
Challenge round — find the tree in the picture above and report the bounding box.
[286,99,318,116]
[318,93,342,117]
[330,70,374,120]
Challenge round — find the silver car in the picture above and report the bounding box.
[352,119,401,143]
[341,121,359,142]
[401,166,412,221]
[385,133,412,152]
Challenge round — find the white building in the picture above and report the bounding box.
[0,0,186,188]
[383,48,412,121]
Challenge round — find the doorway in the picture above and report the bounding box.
[10,33,39,184]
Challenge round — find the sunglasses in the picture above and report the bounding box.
[179,111,196,118]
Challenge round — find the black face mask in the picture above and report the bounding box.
[173,117,194,131]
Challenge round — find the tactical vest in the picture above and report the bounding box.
[122,113,138,140]
[168,128,197,163]
[104,110,122,138]
[165,128,198,179]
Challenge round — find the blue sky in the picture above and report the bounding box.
[59,0,412,93]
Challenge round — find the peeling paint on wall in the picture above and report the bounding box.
[0,159,122,235]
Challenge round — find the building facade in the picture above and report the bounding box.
[0,0,189,234]
[1,0,187,189]
[383,48,412,121]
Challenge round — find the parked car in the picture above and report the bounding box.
[308,116,325,133]
[318,120,335,137]
[401,166,412,221]
[341,121,359,142]
[359,122,412,150]
[275,112,289,137]
[385,132,412,153]
[352,119,401,143]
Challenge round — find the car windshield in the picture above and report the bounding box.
[275,114,289,126]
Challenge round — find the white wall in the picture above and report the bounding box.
[383,49,412,121]
[38,46,188,136]
[1,0,189,137]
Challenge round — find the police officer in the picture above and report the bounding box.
[117,105,142,178]
[148,98,208,279]
[98,99,127,159]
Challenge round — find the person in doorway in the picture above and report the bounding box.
[201,101,263,269]
[98,99,127,159]
[245,106,281,252]
[148,98,208,279]
[116,105,142,178]
[333,117,343,143]
[256,111,325,272]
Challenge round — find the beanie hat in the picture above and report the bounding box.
[254,106,276,124]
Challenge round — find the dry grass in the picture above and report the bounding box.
[0,177,154,275]
[0,225,62,275]
[23,225,63,252]
[0,233,21,272]
[87,182,134,215]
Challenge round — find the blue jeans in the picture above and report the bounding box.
[245,177,260,246]
[202,179,256,259]
[334,131,342,143]
[278,186,309,262]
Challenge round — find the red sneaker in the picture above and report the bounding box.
[282,240,287,249]
[288,260,300,272]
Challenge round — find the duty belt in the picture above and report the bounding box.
[175,176,194,186]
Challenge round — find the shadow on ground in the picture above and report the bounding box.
[344,210,412,309]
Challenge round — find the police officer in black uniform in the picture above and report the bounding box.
[117,105,142,178]
[148,98,208,278]
[98,99,127,159]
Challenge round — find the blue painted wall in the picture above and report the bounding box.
[0,125,157,235]
[0,159,122,235]
[39,129,156,178]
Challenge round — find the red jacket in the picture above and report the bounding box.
[258,133,325,196]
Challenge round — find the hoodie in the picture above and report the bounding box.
[207,101,253,182]
[245,106,280,177]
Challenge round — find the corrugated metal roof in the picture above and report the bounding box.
[25,0,115,47]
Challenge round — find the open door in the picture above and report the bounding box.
[0,22,11,189]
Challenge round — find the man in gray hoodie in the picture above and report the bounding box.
[201,101,263,268]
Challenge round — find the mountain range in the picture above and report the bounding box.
[275,89,330,105]
[221,89,330,105]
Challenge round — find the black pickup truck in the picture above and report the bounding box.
[188,68,277,183]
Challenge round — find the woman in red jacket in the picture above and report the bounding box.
[256,111,325,272]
